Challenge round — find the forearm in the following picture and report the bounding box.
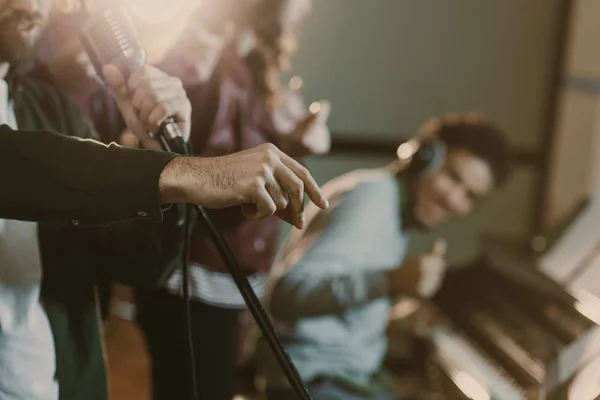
[0,125,175,225]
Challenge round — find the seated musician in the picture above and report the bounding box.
[256,114,513,400]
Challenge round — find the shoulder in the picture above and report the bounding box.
[324,168,401,207]
[18,73,66,105]
[303,168,403,234]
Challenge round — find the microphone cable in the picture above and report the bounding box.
[79,5,313,397]
[159,130,312,400]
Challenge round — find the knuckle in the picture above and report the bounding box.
[296,164,310,179]
[171,77,184,89]
[258,163,272,178]
[262,150,277,165]
[148,91,159,105]
[251,178,264,192]
[156,103,169,118]
[291,178,304,196]
[263,142,277,151]
[149,108,167,128]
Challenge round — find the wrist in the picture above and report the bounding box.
[158,156,188,204]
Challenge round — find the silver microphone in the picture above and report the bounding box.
[79,5,189,155]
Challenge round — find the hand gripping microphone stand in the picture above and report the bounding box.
[79,5,312,400]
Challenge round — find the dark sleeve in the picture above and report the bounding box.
[0,124,177,226]
[93,203,189,290]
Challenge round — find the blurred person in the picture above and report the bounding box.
[256,115,513,400]
[27,0,224,320]
[134,1,331,399]
[0,1,327,400]
[29,1,326,397]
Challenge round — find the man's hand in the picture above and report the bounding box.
[158,143,329,229]
[387,239,447,298]
[102,65,191,148]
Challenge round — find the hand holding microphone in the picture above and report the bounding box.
[81,7,320,398]
[79,5,328,227]
[387,238,448,298]
[102,64,328,228]
[102,64,191,149]
[104,66,328,228]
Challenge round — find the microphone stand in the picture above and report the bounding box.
[77,2,312,395]
[161,135,313,400]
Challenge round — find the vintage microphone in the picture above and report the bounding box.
[79,5,313,400]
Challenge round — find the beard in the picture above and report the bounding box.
[0,13,37,65]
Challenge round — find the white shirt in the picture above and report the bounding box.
[0,79,59,400]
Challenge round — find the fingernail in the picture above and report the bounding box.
[322,197,329,208]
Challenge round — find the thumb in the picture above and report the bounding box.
[102,64,147,140]
[431,238,447,258]
[101,64,128,101]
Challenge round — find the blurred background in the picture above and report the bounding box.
[39,0,600,399]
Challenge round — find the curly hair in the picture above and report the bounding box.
[244,0,306,108]
[420,113,514,186]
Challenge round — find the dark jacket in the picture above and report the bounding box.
[4,70,184,400]
[182,47,282,275]
[0,124,174,225]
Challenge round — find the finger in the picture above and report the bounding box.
[265,179,289,211]
[419,261,446,294]
[102,65,147,139]
[126,65,166,93]
[431,238,447,257]
[294,111,319,138]
[102,64,128,101]
[244,186,277,220]
[147,98,190,133]
[423,258,447,275]
[278,153,328,209]
[131,79,182,111]
[138,87,187,127]
[300,110,319,128]
[419,276,443,298]
[240,204,259,220]
[274,208,297,228]
[273,162,304,228]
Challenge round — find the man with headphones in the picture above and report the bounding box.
[256,114,513,400]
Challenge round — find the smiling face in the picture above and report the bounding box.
[0,0,52,64]
[412,147,495,228]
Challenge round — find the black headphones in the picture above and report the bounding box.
[398,137,447,178]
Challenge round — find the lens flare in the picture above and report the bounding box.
[126,0,201,23]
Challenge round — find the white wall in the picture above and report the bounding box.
[540,0,600,289]
[545,0,600,229]
[282,0,562,264]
